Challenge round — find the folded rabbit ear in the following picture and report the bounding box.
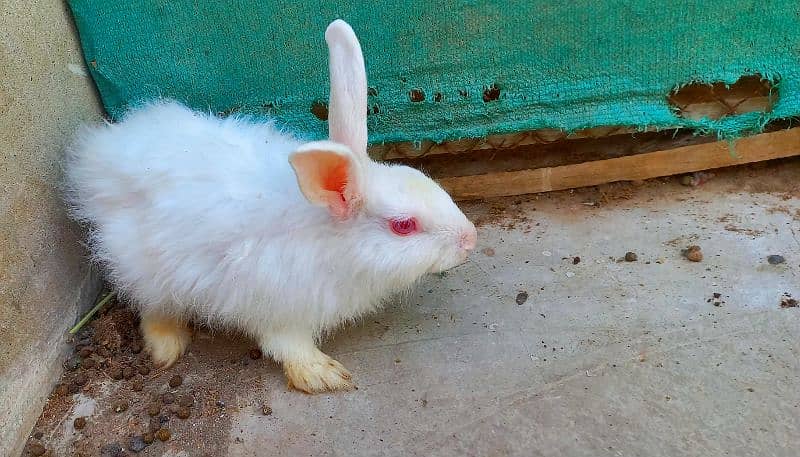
[325,19,368,158]
[289,141,364,220]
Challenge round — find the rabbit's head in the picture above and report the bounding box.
[288,20,476,287]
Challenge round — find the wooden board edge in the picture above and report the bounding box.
[438,127,800,201]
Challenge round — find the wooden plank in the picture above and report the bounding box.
[397,128,717,178]
[438,127,800,201]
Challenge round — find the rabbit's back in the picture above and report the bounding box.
[67,101,303,215]
[64,101,310,309]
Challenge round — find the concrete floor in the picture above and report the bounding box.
[229,163,799,457]
[31,161,800,457]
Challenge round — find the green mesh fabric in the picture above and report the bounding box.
[67,0,800,145]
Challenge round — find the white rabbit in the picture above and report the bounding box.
[64,19,477,393]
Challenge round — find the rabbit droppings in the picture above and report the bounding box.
[64,20,477,393]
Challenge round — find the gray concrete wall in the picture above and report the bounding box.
[0,0,103,454]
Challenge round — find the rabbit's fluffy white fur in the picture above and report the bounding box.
[64,20,476,393]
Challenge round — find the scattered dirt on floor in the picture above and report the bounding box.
[683,245,704,262]
[766,206,800,221]
[707,292,726,307]
[664,234,700,247]
[767,255,786,265]
[470,200,533,231]
[728,159,800,198]
[723,224,765,237]
[25,297,267,457]
[464,182,647,230]
[679,171,715,187]
[780,294,798,308]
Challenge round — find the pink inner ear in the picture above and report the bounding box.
[291,150,354,219]
[323,159,349,196]
[289,143,361,219]
[319,155,350,218]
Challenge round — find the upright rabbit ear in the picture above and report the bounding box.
[325,19,368,157]
[289,141,364,220]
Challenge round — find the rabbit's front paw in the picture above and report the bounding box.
[284,352,354,394]
[140,313,192,368]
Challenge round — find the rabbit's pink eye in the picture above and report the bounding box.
[390,217,418,236]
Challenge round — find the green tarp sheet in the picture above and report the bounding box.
[67,1,800,145]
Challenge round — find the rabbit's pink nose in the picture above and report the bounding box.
[459,225,477,251]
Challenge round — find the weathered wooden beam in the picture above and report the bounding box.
[438,128,800,200]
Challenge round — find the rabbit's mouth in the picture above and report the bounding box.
[427,249,470,274]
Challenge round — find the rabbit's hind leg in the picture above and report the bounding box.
[140,312,192,367]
